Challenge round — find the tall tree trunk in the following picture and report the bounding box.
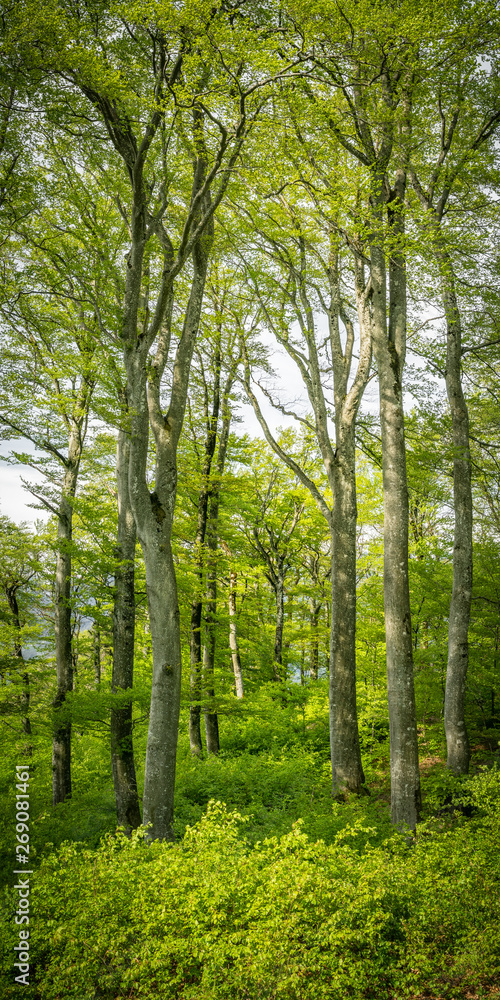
[329,428,365,795]
[228,569,244,698]
[140,531,182,841]
[203,406,232,754]
[93,618,101,687]
[273,566,285,682]
[369,176,420,829]
[189,587,204,756]
[129,243,211,842]
[203,532,220,753]
[52,454,79,805]
[439,251,472,774]
[326,248,371,795]
[111,425,142,832]
[203,554,220,755]
[242,237,371,796]
[189,346,222,757]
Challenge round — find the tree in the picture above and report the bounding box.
[0,242,98,801]
[184,273,243,754]
[0,516,42,751]
[237,442,305,682]
[406,16,500,771]
[6,0,303,839]
[238,199,371,795]
[287,0,435,826]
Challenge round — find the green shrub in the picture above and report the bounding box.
[2,772,499,1000]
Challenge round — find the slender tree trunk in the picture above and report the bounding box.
[369,181,421,829]
[189,593,204,756]
[439,251,472,774]
[6,586,32,750]
[52,455,79,805]
[203,521,220,753]
[189,349,222,756]
[203,398,234,754]
[203,407,232,754]
[228,569,244,698]
[329,428,365,795]
[273,567,285,682]
[129,244,211,842]
[93,620,101,687]
[203,566,220,755]
[309,599,320,680]
[325,248,371,795]
[242,239,371,795]
[111,425,142,832]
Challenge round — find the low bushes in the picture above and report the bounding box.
[2,768,500,1000]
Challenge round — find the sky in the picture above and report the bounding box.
[0,326,397,527]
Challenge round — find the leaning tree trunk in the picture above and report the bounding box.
[439,250,472,774]
[52,452,80,805]
[329,428,365,796]
[111,425,142,832]
[370,181,421,830]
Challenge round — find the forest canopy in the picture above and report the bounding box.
[1,1,500,997]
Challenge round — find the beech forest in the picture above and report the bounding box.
[1,2,500,997]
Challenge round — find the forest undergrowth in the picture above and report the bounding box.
[1,681,500,1000]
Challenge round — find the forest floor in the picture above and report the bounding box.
[1,682,500,999]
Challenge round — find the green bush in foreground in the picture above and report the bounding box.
[1,768,500,1000]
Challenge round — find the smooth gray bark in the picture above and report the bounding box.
[369,171,421,829]
[327,252,372,795]
[408,175,476,776]
[329,435,364,794]
[65,19,291,841]
[126,235,212,841]
[439,254,472,773]
[317,52,420,824]
[242,238,371,794]
[111,425,142,832]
